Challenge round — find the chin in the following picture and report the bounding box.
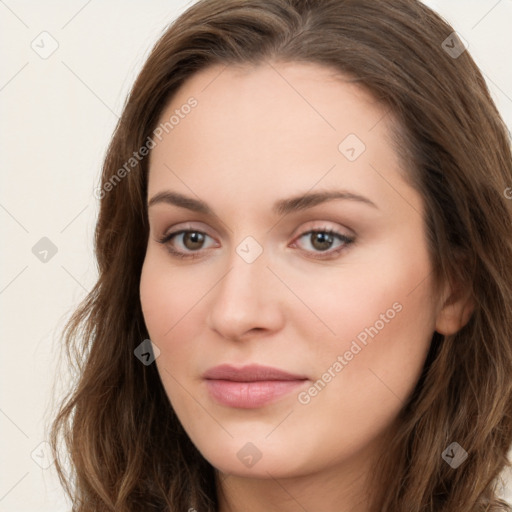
[193,436,312,479]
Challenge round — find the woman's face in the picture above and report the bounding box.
[140,61,448,482]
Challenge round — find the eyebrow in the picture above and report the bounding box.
[148,189,378,216]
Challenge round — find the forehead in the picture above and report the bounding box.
[147,61,413,218]
[158,61,389,145]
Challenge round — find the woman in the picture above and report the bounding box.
[50,0,512,511]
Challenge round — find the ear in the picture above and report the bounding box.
[435,278,475,335]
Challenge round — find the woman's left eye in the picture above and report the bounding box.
[291,229,355,259]
[157,227,355,260]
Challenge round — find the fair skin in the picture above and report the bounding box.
[139,61,472,512]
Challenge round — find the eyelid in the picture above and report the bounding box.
[159,227,218,248]
[160,221,214,239]
[290,220,355,239]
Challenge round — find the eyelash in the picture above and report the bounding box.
[157,227,355,261]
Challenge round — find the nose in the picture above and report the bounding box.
[206,246,285,342]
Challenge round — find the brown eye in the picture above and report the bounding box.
[181,231,206,250]
[309,231,336,252]
[158,229,216,259]
[292,228,355,260]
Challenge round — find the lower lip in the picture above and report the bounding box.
[205,379,307,408]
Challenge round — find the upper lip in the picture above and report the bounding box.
[203,364,307,382]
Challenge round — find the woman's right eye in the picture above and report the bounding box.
[158,230,217,259]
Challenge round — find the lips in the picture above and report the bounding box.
[203,364,308,408]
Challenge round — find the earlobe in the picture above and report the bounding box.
[435,284,475,335]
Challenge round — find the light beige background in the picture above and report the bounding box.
[1,1,511,510]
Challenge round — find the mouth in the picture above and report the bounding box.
[203,364,309,409]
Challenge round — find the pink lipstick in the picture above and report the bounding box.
[203,364,308,409]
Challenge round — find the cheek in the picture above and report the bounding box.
[301,243,437,440]
[315,298,434,458]
[139,251,201,341]
[293,238,436,359]
[139,251,220,385]
[139,256,201,413]
[140,258,172,340]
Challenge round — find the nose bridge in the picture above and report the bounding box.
[217,238,271,308]
[207,236,283,339]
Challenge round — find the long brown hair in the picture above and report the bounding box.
[50,0,512,510]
